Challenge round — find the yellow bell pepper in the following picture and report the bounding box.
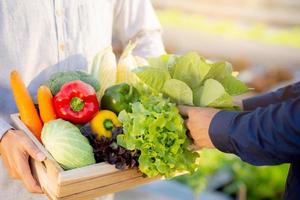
[90,110,122,138]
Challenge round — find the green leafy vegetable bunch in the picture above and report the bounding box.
[117,94,200,177]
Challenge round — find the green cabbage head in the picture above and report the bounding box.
[41,119,95,170]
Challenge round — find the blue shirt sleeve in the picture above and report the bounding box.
[243,81,300,110]
[209,96,300,166]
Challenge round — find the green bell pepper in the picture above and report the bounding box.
[101,83,139,114]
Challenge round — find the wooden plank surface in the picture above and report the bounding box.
[59,176,159,200]
[58,168,147,197]
[31,159,60,200]
[58,162,119,185]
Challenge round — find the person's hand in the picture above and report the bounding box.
[0,129,46,193]
[178,105,220,149]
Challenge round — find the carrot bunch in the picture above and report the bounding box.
[10,70,57,141]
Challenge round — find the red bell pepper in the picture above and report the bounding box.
[53,80,99,124]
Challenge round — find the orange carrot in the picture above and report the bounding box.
[37,85,57,123]
[10,70,43,140]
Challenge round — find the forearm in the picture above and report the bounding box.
[113,0,165,58]
[132,30,165,58]
[209,97,300,165]
[243,81,300,110]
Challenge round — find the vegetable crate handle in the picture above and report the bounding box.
[30,158,58,200]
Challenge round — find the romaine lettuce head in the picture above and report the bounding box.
[41,119,95,170]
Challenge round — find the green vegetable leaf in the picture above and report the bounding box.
[148,54,176,69]
[194,79,232,107]
[133,67,171,92]
[203,61,232,82]
[208,93,233,108]
[192,86,203,107]
[163,79,193,105]
[221,75,249,96]
[172,52,210,89]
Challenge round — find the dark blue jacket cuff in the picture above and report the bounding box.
[208,110,239,154]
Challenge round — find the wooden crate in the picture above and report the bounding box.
[11,114,158,200]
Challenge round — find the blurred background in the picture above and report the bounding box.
[153,0,300,93]
[115,0,300,199]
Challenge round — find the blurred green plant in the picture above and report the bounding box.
[173,149,289,200]
[157,10,300,49]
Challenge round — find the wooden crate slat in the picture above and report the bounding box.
[31,159,60,198]
[58,162,119,185]
[58,168,145,197]
[59,176,158,200]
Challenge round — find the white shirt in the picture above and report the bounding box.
[0,1,165,199]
